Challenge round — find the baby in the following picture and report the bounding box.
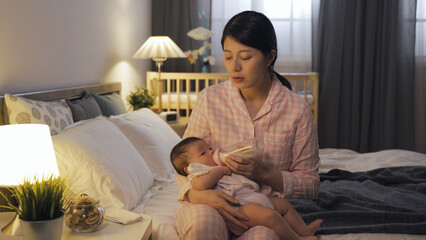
[171,137,322,240]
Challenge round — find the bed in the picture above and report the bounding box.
[1,81,426,240]
[146,71,319,126]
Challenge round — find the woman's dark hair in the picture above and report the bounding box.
[221,11,291,90]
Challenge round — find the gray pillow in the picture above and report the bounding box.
[91,93,127,117]
[67,94,102,122]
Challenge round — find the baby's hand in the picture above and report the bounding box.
[221,166,231,176]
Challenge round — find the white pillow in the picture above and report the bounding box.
[4,94,73,135]
[109,108,181,181]
[52,116,154,210]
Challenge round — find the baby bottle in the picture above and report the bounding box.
[213,138,264,166]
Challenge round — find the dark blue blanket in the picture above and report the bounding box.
[289,166,426,235]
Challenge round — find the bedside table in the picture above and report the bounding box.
[168,117,188,138]
[0,212,152,240]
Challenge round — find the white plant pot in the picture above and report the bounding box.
[20,216,63,240]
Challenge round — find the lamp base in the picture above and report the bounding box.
[1,213,21,235]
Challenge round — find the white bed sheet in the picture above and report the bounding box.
[132,148,426,240]
[319,148,426,173]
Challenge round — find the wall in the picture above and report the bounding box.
[0,0,152,106]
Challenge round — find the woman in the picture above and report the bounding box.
[175,11,320,239]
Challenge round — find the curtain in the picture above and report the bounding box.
[151,0,209,72]
[415,0,426,153]
[313,0,418,153]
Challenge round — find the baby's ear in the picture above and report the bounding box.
[184,167,190,175]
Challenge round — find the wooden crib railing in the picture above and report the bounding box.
[146,71,319,126]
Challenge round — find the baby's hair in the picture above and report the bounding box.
[170,137,204,176]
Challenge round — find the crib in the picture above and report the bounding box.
[146,71,319,125]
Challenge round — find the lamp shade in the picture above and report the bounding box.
[132,36,186,61]
[0,124,59,186]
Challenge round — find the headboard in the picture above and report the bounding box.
[0,82,122,126]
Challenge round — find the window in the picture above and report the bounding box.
[211,0,313,73]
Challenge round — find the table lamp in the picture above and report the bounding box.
[132,36,186,80]
[0,124,59,235]
[132,36,186,111]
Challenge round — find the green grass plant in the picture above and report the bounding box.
[0,175,73,221]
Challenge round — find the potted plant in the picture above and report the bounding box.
[126,86,155,110]
[0,174,73,240]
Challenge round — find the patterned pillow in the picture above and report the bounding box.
[4,94,74,135]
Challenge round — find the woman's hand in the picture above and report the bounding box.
[187,188,249,230]
[223,155,284,192]
[223,155,269,181]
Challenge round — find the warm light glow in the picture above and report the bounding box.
[104,60,141,108]
[132,36,186,61]
[0,124,59,186]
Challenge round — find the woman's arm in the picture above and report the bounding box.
[281,106,320,199]
[177,89,211,200]
[183,90,211,141]
[177,90,249,230]
[191,167,230,191]
[175,173,248,230]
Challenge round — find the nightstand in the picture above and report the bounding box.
[168,117,188,138]
[0,212,152,240]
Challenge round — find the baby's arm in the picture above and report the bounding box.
[191,166,230,191]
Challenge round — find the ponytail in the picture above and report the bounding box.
[272,70,292,91]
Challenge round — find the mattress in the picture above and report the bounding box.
[133,149,426,240]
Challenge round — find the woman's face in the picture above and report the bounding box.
[223,36,275,90]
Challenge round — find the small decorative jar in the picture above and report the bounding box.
[65,194,105,233]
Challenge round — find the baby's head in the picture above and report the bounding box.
[170,137,215,176]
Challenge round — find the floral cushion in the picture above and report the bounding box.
[4,94,73,135]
